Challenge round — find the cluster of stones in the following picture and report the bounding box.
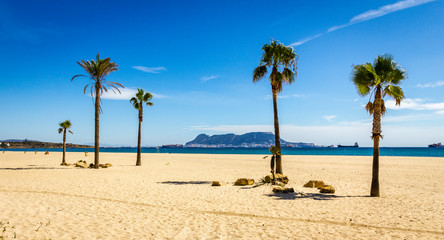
[303,180,335,193]
[211,178,256,186]
[61,160,112,169]
[265,174,295,193]
[212,176,335,195]
[264,173,289,184]
[213,175,295,194]
[234,178,255,186]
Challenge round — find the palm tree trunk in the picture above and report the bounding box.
[272,89,282,174]
[94,85,100,169]
[136,109,142,166]
[371,86,382,197]
[62,129,66,164]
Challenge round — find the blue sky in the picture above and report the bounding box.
[1,0,443,147]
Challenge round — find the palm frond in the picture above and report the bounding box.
[363,63,381,85]
[143,92,153,102]
[58,128,63,134]
[365,101,374,115]
[253,65,267,83]
[282,67,295,84]
[384,85,404,105]
[351,65,374,96]
[59,120,72,129]
[130,97,140,110]
[71,74,87,82]
[72,53,123,114]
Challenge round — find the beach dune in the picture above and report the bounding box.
[0,152,443,239]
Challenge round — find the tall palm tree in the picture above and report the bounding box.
[352,54,406,197]
[253,40,298,174]
[58,120,73,165]
[71,53,123,168]
[130,89,154,166]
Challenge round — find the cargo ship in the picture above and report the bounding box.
[160,144,184,148]
[428,143,443,148]
[337,142,359,148]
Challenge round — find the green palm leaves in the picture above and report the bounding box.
[130,89,154,114]
[352,54,406,115]
[253,40,298,92]
[71,53,124,111]
[58,120,73,134]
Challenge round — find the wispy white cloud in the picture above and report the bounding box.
[323,115,337,121]
[289,33,323,47]
[132,66,167,73]
[350,0,435,23]
[416,81,444,88]
[101,88,137,100]
[291,0,435,46]
[152,93,168,99]
[327,24,351,33]
[101,88,167,100]
[385,98,444,113]
[201,75,219,82]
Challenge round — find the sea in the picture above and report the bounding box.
[3,147,444,157]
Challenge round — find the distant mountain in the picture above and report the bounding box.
[185,132,316,148]
[1,139,40,142]
[0,139,92,149]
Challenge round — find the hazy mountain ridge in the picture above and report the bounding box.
[185,132,316,148]
[0,139,92,149]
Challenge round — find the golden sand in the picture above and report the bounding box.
[0,152,443,239]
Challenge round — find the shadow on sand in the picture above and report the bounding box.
[265,192,370,200]
[159,181,213,185]
[0,166,72,170]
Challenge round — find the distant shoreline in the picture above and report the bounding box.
[2,147,444,157]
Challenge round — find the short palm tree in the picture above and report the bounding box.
[58,120,73,165]
[352,54,406,197]
[72,53,123,168]
[253,40,298,174]
[130,89,154,166]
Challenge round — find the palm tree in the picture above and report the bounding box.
[130,89,154,166]
[352,54,406,197]
[253,40,298,174]
[58,120,73,165]
[72,53,123,168]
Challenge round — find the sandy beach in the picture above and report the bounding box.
[0,151,443,239]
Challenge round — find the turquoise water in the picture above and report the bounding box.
[3,147,444,157]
